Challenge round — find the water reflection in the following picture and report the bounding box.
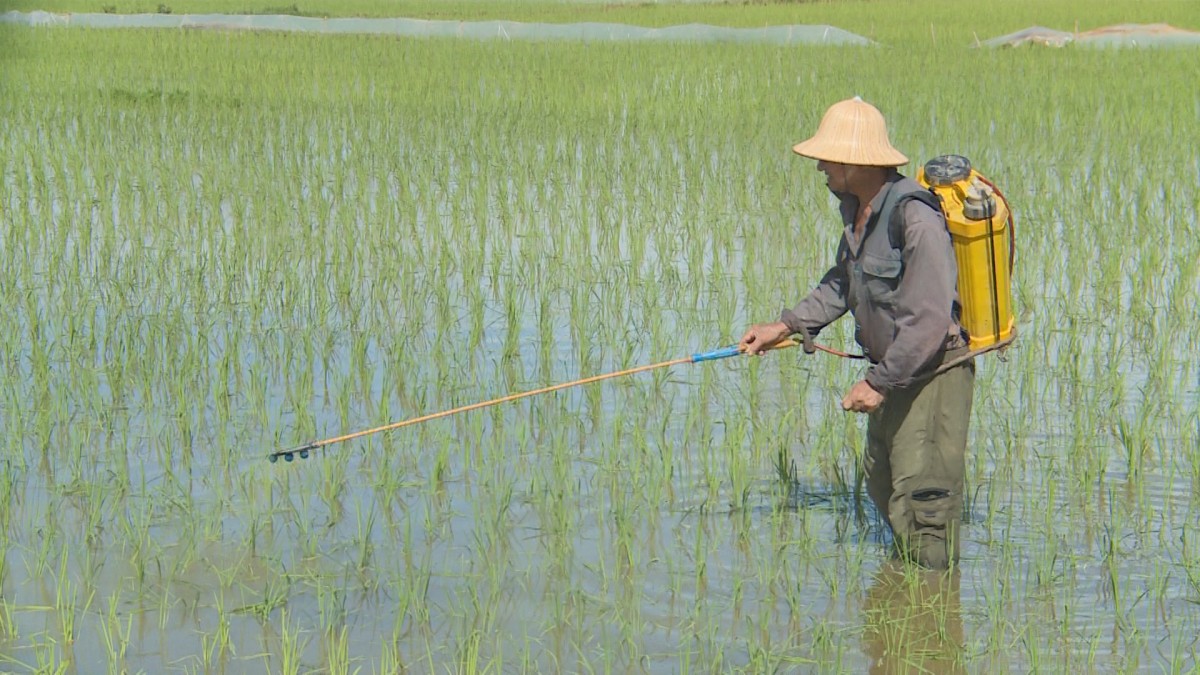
[862,560,964,675]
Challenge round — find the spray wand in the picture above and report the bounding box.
[267,333,815,464]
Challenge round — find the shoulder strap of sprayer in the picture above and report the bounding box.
[887,189,944,251]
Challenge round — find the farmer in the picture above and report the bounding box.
[738,97,973,570]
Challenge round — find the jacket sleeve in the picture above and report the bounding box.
[864,201,957,392]
[779,240,850,337]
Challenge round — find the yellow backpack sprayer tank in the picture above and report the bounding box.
[918,155,1016,351]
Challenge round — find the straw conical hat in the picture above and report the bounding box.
[792,97,908,167]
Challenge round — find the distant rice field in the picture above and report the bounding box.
[1,1,1199,671]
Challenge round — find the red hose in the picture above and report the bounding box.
[975,174,1016,273]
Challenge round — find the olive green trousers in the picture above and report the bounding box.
[865,353,975,569]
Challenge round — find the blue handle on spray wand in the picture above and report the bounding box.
[690,344,744,362]
[693,330,812,363]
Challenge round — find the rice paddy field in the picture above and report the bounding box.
[2,0,1200,672]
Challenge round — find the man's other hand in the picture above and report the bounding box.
[842,380,885,413]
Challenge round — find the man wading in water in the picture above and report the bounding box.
[739,97,974,570]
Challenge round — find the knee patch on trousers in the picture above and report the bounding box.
[910,488,957,528]
[901,488,962,570]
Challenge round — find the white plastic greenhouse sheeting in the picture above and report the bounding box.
[982,23,1200,48]
[0,10,872,45]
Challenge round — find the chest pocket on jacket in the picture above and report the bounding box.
[856,251,903,306]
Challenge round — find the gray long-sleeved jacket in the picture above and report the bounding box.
[780,174,967,392]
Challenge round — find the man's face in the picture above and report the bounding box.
[816,159,853,193]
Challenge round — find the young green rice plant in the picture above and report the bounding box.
[349,503,377,580]
[28,632,68,675]
[724,414,753,512]
[235,572,290,626]
[0,595,15,641]
[314,574,348,637]
[209,591,234,665]
[271,608,307,675]
[1100,495,1132,633]
[99,590,133,671]
[324,624,356,675]
[51,549,90,652]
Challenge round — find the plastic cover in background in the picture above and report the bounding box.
[0,10,872,45]
[981,23,1200,48]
